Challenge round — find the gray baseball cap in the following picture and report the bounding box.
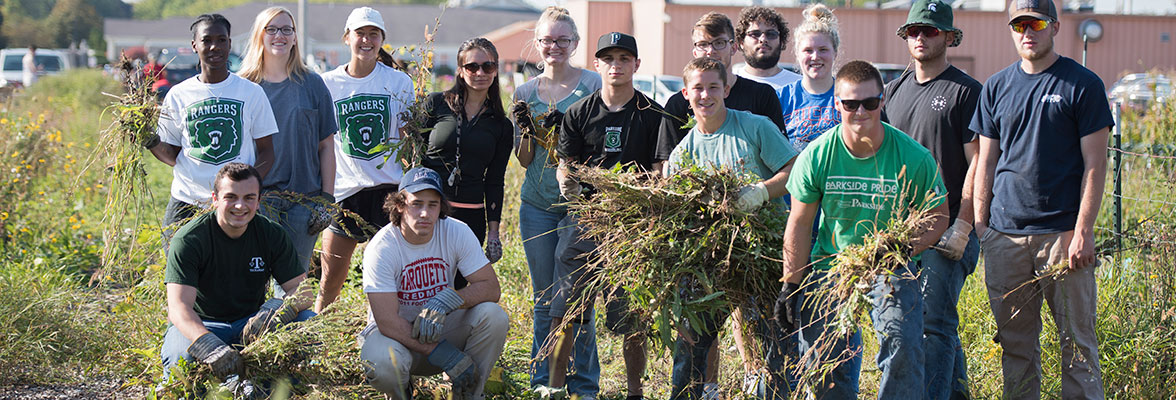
[399,167,446,201]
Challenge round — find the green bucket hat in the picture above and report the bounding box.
[897,0,963,47]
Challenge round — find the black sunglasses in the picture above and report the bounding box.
[838,96,882,111]
[461,61,498,74]
[746,30,780,41]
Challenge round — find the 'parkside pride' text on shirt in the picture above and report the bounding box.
[157,74,279,205]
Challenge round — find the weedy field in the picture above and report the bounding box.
[1,70,1174,399]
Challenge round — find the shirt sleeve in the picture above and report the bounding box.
[250,88,280,139]
[786,144,822,204]
[312,75,338,141]
[1074,73,1115,137]
[912,154,949,211]
[451,221,491,277]
[970,82,998,140]
[757,85,787,133]
[756,117,799,173]
[362,230,401,294]
[484,117,512,223]
[394,76,416,133]
[654,94,690,161]
[556,104,583,161]
[957,81,982,143]
[163,233,203,287]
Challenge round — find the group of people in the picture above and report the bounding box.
[147,0,1113,399]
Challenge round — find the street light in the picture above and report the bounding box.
[1079,18,1103,66]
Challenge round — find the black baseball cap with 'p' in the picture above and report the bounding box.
[596,32,638,58]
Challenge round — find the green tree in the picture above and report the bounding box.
[46,0,102,48]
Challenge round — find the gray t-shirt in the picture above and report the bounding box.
[259,73,338,194]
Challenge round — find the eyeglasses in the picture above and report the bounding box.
[537,38,573,49]
[461,61,498,74]
[693,39,732,51]
[1010,18,1050,33]
[745,30,780,41]
[903,25,941,39]
[264,26,295,36]
[838,96,882,111]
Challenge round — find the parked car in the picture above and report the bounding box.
[634,74,684,106]
[1,48,73,86]
[1108,73,1171,111]
[152,47,242,93]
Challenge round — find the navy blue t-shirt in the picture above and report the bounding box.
[970,57,1113,234]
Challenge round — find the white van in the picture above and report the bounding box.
[1,48,73,86]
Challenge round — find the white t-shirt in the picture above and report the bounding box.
[362,217,490,323]
[735,65,801,93]
[322,63,415,201]
[21,52,36,87]
[156,74,279,205]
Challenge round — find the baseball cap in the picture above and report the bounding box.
[345,7,386,33]
[1008,0,1058,23]
[897,0,963,47]
[399,167,447,200]
[595,32,638,58]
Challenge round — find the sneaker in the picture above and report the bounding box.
[702,382,721,400]
[741,371,764,397]
[533,384,568,400]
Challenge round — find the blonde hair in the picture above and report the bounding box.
[535,6,579,41]
[794,4,840,52]
[238,7,309,83]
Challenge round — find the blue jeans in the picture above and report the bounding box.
[920,233,980,400]
[519,202,600,396]
[260,195,317,299]
[670,298,796,399]
[160,309,316,379]
[797,261,924,399]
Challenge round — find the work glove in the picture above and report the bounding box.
[241,298,299,345]
[187,332,243,378]
[306,191,337,235]
[935,218,973,261]
[540,110,564,131]
[511,101,537,138]
[484,237,503,263]
[736,182,770,212]
[773,282,801,333]
[427,339,481,399]
[412,287,464,344]
[136,132,161,149]
[558,177,582,201]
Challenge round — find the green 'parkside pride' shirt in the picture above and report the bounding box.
[164,212,300,322]
[786,123,947,271]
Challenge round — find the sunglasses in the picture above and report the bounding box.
[745,30,780,41]
[838,96,882,111]
[1010,18,1051,33]
[903,25,941,38]
[461,61,498,74]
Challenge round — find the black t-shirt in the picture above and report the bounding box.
[882,66,981,222]
[655,76,785,160]
[164,212,300,322]
[422,92,513,222]
[557,89,663,172]
[969,57,1114,234]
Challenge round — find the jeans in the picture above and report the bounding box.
[161,197,199,255]
[160,309,316,379]
[260,195,316,299]
[797,260,925,399]
[920,232,980,400]
[670,298,795,399]
[519,203,600,395]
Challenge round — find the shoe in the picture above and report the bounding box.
[533,384,568,400]
[741,371,764,397]
[702,382,720,400]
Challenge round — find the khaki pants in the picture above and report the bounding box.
[359,302,509,399]
[980,229,1104,400]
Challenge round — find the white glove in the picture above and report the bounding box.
[558,177,582,200]
[936,218,973,261]
[736,182,770,212]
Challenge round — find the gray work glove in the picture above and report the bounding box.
[558,177,581,201]
[187,332,243,378]
[773,282,801,333]
[306,191,337,235]
[241,298,299,345]
[412,287,464,344]
[736,182,770,212]
[936,219,973,261]
[427,339,480,400]
[137,132,161,149]
[484,237,503,263]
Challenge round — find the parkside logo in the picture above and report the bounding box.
[335,94,392,160]
[928,3,937,11]
[185,98,245,165]
[248,257,265,272]
[1041,94,1063,103]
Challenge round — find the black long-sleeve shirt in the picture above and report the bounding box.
[422,92,513,223]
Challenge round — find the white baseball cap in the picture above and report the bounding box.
[345,7,386,33]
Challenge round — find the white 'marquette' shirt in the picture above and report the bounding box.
[156,73,278,205]
[362,217,490,323]
[322,63,415,201]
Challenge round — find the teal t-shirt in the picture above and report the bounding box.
[667,109,798,193]
[785,123,947,270]
[514,69,601,212]
[164,212,300,322]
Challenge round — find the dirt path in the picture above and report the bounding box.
[0,379,146,400]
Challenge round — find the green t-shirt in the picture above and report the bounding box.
[667,109,799,182]
[786,122,947,270]
[164,212,300,322]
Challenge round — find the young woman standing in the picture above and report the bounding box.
[421,38,512,253]
[315,7,415,312]
[778,4,842,152]
[238,7,337,294]
[511,7,602,398]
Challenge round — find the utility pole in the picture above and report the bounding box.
[298,0,307,64]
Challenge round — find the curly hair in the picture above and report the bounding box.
[383,190,453,227]
[735,6,791,47]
